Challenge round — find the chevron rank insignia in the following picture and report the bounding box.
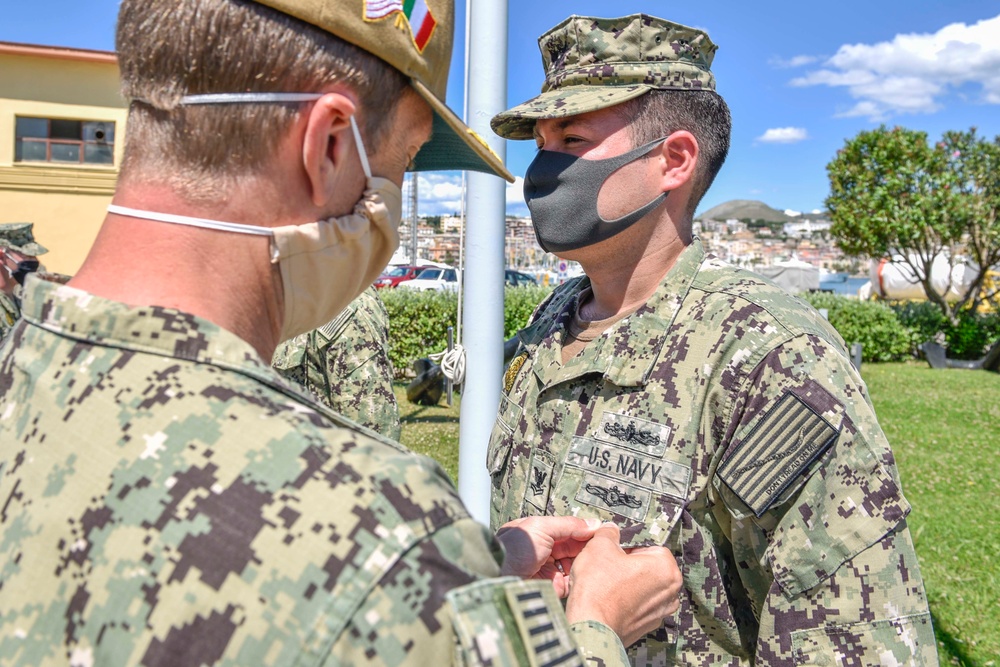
[718,391,840,518]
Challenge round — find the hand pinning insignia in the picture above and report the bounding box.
[585,484,643,509]
[603,420,661,448]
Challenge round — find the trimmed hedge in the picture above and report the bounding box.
[382,288,997,371]
[381,285,552,377]
[803,293,912,362]
[890,302,1000,359]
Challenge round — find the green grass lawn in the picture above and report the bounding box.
[395,363,1000,664]
[861,362,1000,666]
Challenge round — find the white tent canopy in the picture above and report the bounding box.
[755,258,820,294]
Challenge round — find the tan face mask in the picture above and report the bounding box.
[108,112,402,344]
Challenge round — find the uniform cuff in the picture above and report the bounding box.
[569,620,629,666]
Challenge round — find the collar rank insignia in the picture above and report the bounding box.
[603,420,661,448]
[364,0,438,52]
[585,484,643,509]
[530,467,548,496]
[503,352,528,393]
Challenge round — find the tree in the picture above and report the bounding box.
[941,129,1000,311]
[826,126,1000,323]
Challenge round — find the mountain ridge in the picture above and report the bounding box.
[696,199,792,223]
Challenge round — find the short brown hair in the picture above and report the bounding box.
[116,0,409,193]
[615,90,731,219]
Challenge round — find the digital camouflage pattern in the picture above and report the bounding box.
[0,222,48,256]
[0,275,629,667]
[489,239,939,666]
[492,14,717,140]
[272,286,400,440]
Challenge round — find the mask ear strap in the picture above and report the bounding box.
[350,116,372,179]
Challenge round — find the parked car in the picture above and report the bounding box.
[374,264,422,289]
[400,267,459,291]
[504,269,538,287]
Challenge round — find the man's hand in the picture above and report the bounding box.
[565,522,681,647]
[496,516,602,597]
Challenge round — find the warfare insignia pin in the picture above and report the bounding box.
[503,352,528,393]
[363,0,437,52]
[603,420,661,448]
[585,484,643,510]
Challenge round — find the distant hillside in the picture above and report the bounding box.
[696,200,792,223]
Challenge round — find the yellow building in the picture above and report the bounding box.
[0,41,126,275]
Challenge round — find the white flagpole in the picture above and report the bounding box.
[457,0,508,525]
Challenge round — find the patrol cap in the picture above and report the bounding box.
[252,0,513,181]
[492,14,718,140]
[0,223,47,256]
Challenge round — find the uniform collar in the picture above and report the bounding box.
[522,239,706,388]
[19,273,274,382]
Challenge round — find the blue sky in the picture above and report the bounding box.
[4,0,999,218]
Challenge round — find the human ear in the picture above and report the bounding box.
[301,92,357,208]
[658,131,698,192]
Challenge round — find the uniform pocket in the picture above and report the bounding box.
[550,437,690,548]
[486,393,522,476]
[766,438,911,596]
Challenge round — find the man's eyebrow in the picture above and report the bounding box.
[532,117,583,140]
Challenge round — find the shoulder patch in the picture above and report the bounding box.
[718,391,839,518]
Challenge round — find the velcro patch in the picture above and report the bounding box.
[718,391,839,518]
[505,580,584,667]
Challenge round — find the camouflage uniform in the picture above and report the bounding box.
[272,286,401,440]
[489,240,938,665]
[0,275,630,666]
[0,222,49,342]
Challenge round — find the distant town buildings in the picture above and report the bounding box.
[396,208,858,279]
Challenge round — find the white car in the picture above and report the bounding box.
[399,267,459,291]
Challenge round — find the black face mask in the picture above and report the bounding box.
[7,258,39,285]
[524,137,668,253]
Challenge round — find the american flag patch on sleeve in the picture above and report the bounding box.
[718,391,840,518]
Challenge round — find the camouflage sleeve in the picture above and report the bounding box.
[322,289,400,441]
[273,288,401,440]
[713,333,938,665]
[330,516,627,667]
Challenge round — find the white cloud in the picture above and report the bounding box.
[401,173,463,216]
[784,209,802,217]
[770,54,820,68]
[506,176,529,216]
[756,127,809,144]
[400,173,531,217]
[791,13,1000,120]
[506,176,524,205]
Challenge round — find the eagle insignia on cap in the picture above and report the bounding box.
[364,0,438,52]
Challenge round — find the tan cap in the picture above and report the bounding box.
[254,0,513,181]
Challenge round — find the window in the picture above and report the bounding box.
[14,117,116,165]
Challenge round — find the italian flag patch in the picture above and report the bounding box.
[365,0,438,52]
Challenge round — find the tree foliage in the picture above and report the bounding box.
[826,126,1000,322]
